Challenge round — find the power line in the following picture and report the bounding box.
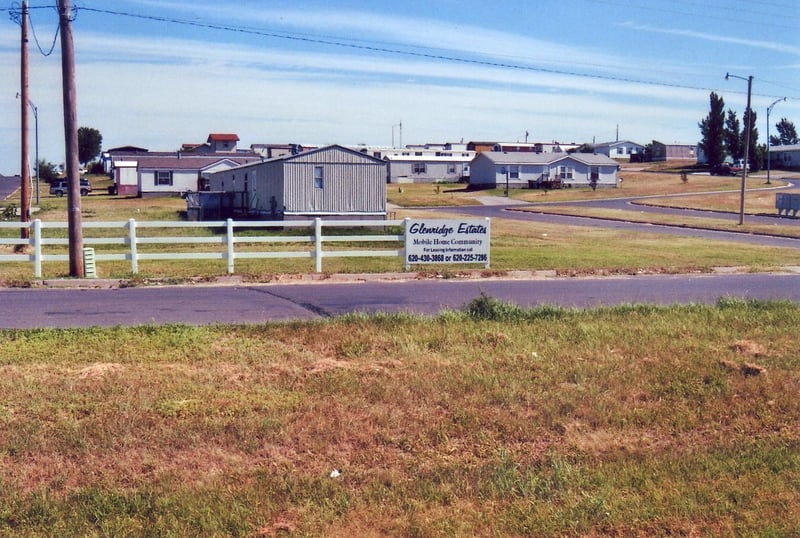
[579,0,797,30]
[74,7,796,100]
[6,4,798,99]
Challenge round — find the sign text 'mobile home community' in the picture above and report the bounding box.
[404,218,491,268]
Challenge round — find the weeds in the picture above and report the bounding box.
[0,299,798,535]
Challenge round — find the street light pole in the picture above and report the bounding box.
[29,100,39,205]
[725,72,752,225]
[766,97,786,185]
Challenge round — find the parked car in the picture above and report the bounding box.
[709,164,742,176]
[49,178,92,197]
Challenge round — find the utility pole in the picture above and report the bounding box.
[58,0,84,276]
[18,0,31,248]
[726,72,753,225]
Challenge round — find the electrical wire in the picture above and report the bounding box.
[5,4,798,99]
[28,6,60,56]
[74,7,797,100]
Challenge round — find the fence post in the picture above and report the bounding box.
[226,218,235,274]
[127,218,138,274]
[33,219,42,278]
[314,217,323,273]
[484,217,491,269]
[403,217,410,271]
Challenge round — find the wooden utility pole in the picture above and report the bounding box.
[18,0,31,247]
[57,0,84,276]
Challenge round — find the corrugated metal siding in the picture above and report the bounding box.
[253,161,284,216]
[284,162,386,213]
[207,146,387,216]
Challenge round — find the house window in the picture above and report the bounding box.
[448,164,456,174]
[314,166,324,189]
[509,166,520,179]
[413,163,427,174]
[559,166,573,180]
[156,171,173,186]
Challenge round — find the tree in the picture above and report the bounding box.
[569,143,595,154]
[78,126,102,165]
[724,109,741,161]
[642,143,654,162]
[698,92,726,167]
[770,118,798,146]
[37,159,61,183]
[742,108,760,172]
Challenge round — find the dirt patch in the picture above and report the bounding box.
[77,362,124,380]
[719,358,767,377]
[730,339,766,357]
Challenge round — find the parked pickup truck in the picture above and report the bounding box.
[709,164,742,176]
[50,178,92,197]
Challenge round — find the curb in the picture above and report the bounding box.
[22,266,800,290]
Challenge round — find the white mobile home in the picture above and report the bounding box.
[594,140,644,161]
[383,150,475,183]
[135,155,259,196]
[469,152,620,189]
[770,144,800,169]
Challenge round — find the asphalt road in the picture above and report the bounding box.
[3,174,799,329]
[2,272,799,329]
[0,175,20,201]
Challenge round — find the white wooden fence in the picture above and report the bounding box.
[0,218,408,278]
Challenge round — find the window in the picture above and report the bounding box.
[509,165,520,179]
[413,163,427,174]
[156,171,173,186]
[314,166,324,189]
[448,164,456,174]
[559,166,573,180]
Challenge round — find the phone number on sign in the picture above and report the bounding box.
[407,253,488,263]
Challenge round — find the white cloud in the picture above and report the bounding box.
[619,22,800,56]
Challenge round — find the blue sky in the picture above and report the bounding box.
[1,0,798,175]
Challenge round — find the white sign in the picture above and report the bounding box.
[405,218,490,267]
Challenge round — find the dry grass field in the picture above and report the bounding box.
[2,168,799,536]
[1,298,799,536]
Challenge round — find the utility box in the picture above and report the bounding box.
[83,247,97,278]
[776,193,800,217]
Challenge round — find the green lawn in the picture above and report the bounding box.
[2,168,800,283]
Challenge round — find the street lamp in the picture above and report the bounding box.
[725,72,752,225]
[766,97,786,185]
[28,99,39,205]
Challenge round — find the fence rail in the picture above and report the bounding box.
[0,218,408,277]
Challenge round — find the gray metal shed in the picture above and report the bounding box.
[207,145,387,220]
